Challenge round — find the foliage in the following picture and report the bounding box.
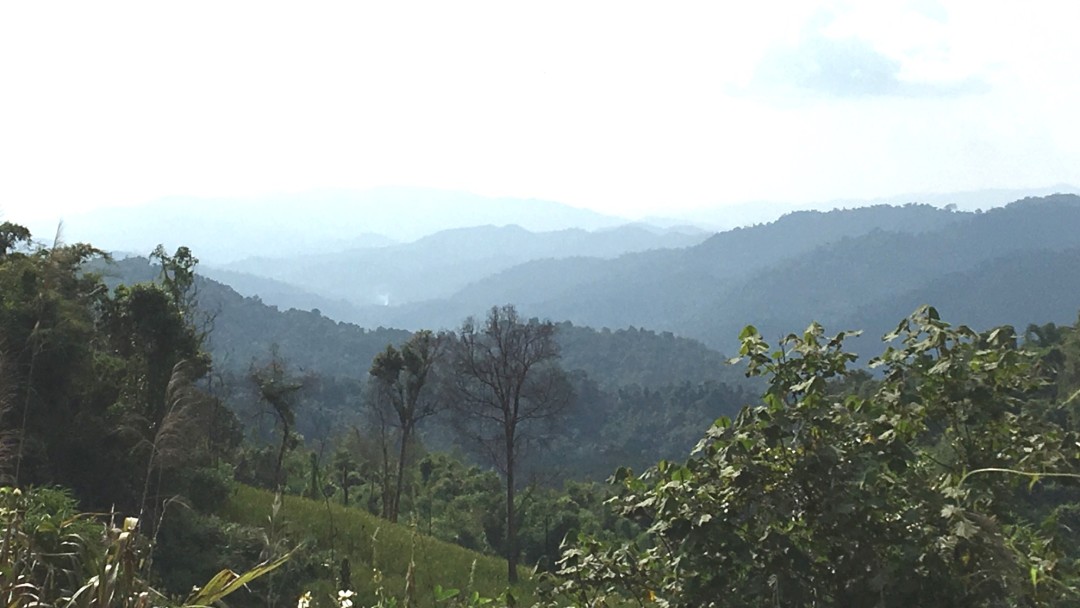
[0,235,114,496]
[0,486,100,606]
[549,307,1080,607]
[0,486,287,608]
[410,453,505,554]
[0,221,32,257]
[368,330,447,522]
[251,348,309,490]
[554,322,750,391]
[0,230,256,598]
[536,376,750,480]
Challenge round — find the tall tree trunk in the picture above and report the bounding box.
[380,427,392,519]
[341,463,350,506]
[505,437,518,584]
[274,421,291,490]
[392,425,412,523]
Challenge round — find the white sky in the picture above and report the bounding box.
[2,0,1079,222]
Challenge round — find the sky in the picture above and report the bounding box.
[2,1,1079,224]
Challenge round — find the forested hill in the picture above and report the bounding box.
[555,322,745,389]
[102,257,410,378]
[682,193,1080,347]
[348,195,1080,353]
[343,202,971,330]
[105,256,744,389]
[102,256,752,475]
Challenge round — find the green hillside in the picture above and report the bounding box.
[219,484,533,608]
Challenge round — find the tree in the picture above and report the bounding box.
[149,244,198,316]
[449,305,573,583]
[550,307,1080,606]
[0,221,31,258]
[0,231,121,502]
[250,347,306,490]
[367,330,445,523]
[333,447,358,506]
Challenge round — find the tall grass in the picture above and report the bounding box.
[0,486,288,608]
[219,484,535,607]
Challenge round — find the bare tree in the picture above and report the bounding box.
[448,305,572,583]
[367,330,445,522]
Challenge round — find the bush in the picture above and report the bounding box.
[549,308,1080,607]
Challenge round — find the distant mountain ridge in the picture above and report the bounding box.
[103,256,742,390]
[329,194,1080,354]
[673,184,1080,231]
[95,191,1080,361]
[343,202,972,329]
[53,187,629,264]
[685,194,1080,345]
[214,222,709,307]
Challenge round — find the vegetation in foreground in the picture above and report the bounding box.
[548,308,1080,606]
[0,486,289,607]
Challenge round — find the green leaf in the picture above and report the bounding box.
[953,519,978,540]
[929,359,951,375]
[184,549,293,607]
[883,319,908,342]
[434,585,461,602]
[1028,474,1041,492]
[670,466,693,483]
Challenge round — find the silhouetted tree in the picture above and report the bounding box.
[250,347,305,490]
[448,305,572,583]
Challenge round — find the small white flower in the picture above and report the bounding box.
[297,591,312,608]
[337,589,355,608]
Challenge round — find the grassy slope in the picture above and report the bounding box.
[219,485,536,607]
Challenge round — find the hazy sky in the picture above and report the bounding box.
[2,1,1078,223]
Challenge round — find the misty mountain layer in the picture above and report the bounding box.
[332,195,1080,355]
[213,223,709,307]
[54,187,629,263]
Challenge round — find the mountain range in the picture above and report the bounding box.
[50,187,629,263]
[663,183,1080,231]
[86,190,1080,360]
[212,223,709,307]
[299,194,1080,356]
